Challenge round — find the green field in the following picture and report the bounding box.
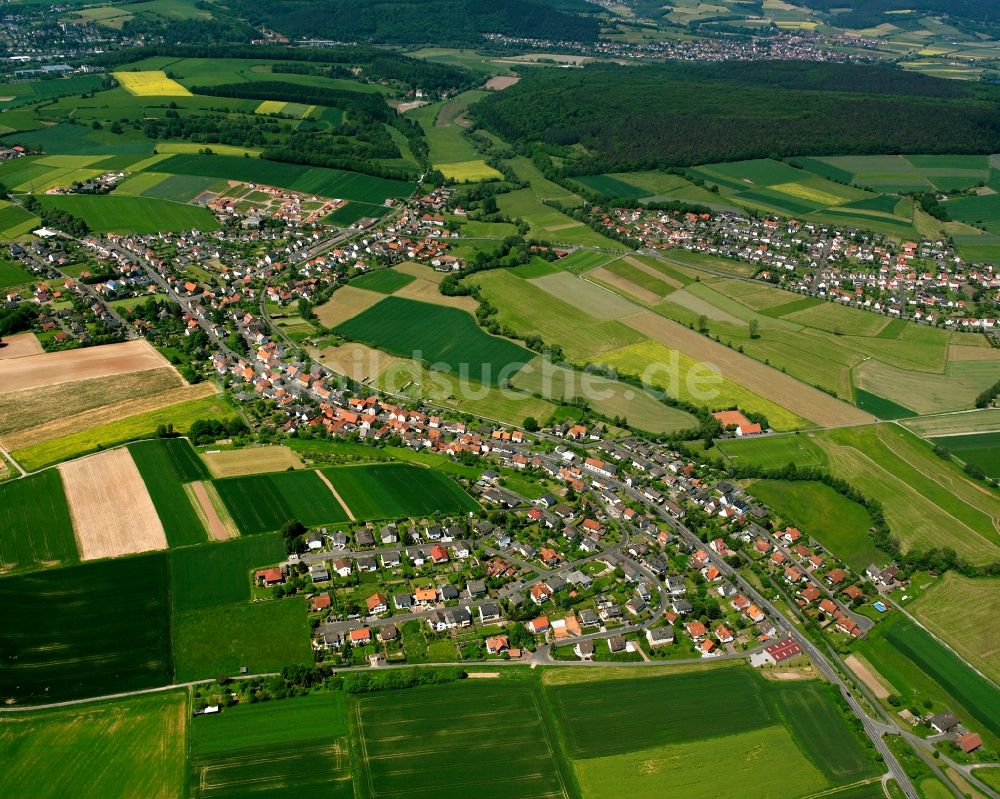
[335,296,533,387]
[496,188,625,249]
[173,599,311,682]
[350,268,415,294]
[0,470,78,574]
[0,202,39,239]
[170,533,285,612]
[746,479,881,571]
[34,194,219,234]
[853,388,916,420]
[803,154,990,194]
[0,692,186,799]
[0,258,30,287]
[931,431,1000,477]
[128,438,209,547]
[0,552,172,704]
[214,470,350,535]
[322,462,479,520]
[12,393,232,471]
[353,680,574,799]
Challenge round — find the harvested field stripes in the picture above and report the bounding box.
[186,482,238,542]
[0,339,171,392]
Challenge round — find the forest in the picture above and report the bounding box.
[226,0,601,46]
[472,61,1000,171]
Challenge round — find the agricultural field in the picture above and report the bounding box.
[719,425,1000,565]
[34,194,219,234]
[353,680,574,799]
[408,92,484,169]
[214,469,351,536]
[0,552,172,704]
[0,469,77,574]
[572,169,720,205]
[745,479,882,572]
[12,391,231,471]
[314,285,386,327]
[909,574,1000,686]
[320,462,480,520]
[801,154,991,194]
[128,438,209,547]
[0,202,38,240]
[496,188,624,248]
[201,445,305,478]
[928,431,1000,477]
[901,408,1000,437]
[169,533,285,612]
[172,599,311,682]
[335,296,533,387]
[190,692,352,799]
[114,70,192,96]
[511,359,697,435]
[350,268,415,294]
[439,159,503,181]
[0,692,186,799]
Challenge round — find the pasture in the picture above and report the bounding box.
[190,692,352,799]
[169,533,285,612]
[353,680,574,799]
[114,70,192,96]
[322,462,479,519]
[335,296,533,386]
[909,573,1000,686]
[173,599,311,682]
[0,469,77,574]
[129,438,209,547]
[746,479,881,571]
[34,194,219,234]
[214,470,350,535]
[0,692,186,799]
[0,552,173,704]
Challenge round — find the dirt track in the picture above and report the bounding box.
[59,448,167,560]
[188,481,236,541]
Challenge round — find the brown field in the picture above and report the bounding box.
[948,343,1000,361]
[59,448,167,560]
[659,288,742,324]
[314,285,384,327]
[202,445,304,478]
[0,332,43,360]
[588,268,661,304]
[623,256,684,289]
[621,310,873,427]
[308,342,408,383]
[0,339,171,391]
[1,382,216,451]
[532,272,639,321]
[394,260,444,283]
[0,367,184,439]
[393,277,479,312]
[484,75,520,90]
[845,654,890,699]
[186,481,238,541]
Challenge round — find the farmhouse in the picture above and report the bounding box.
[712,410,762,436]
[254,566,285,587]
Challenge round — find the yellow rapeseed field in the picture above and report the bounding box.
[114,70,192,97]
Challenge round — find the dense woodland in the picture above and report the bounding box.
[472,61,1000,171]
[226,0,600,46]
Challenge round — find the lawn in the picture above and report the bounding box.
[214,470,350,535]
[12,393,232,470]
[322,462,479,519]
[0,692,186,799]
[0,552,172,704]
[169,533,285,612]
[353,680,575,799]
[189,691,352,798]
[128,438,209,547]
[931,431,1000,477]
[350,268,415,294]
[716,433,828,470]
[172,599,311,681]
[909,573,1000,685]
[34,194,219,234]
[746,479,881,571]
[335,296,533,387]
[0,469,78,574]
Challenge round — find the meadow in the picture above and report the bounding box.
[12,392,232,471]
[129,438,209,547]
[909,573,1000,686]
[0,692,186,799]
[33,194,219,234]
[0,469,78,574]
[746,479,881,571]
[214,470,350,535]
[0,552,172,704]
[0,203,37,241]
[169,533,285,612]
[173,599,311,682]
[350,268,415,294]
[321,462,480,519]
[353,680,574,799]
[189,692,352,799]
[335,296,533,387]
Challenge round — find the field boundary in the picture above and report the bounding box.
[316,469,356,521]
